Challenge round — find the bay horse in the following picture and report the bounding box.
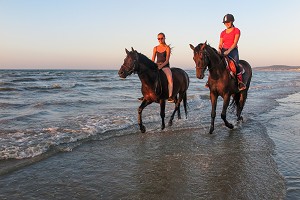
[118,48,189,133]
[190,42,252,134]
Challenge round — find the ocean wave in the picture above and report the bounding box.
[23,84,62,91]
[0,113,137,160]
[0,102,29,109]
[12,78,38,82]
[0,87,20,92]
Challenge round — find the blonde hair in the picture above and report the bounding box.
[157,32,172,53]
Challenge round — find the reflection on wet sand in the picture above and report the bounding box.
[0,120,285,199]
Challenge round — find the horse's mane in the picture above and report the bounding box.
[195,43,223,62]
[136,52,158,70]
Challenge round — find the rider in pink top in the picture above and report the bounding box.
[218,14,246,91]
[220,27,240,49]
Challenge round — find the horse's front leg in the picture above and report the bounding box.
[168,95,182,126]
[160,99,166,130]
[221,95,234,129]
[138,100,150,133]
[209,93,217,134]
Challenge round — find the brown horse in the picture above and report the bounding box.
[190,42,252,134]
[118,48,189,133]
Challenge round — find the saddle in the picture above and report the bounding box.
[225,56,244,79]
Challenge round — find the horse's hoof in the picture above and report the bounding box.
[237,116,243,122]
[161,124,165,130]
[209,127,214,134]
[168,121,173,126]
[227,123,234,129]
[140,125,146,133]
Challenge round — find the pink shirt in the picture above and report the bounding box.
[220,27,240,49]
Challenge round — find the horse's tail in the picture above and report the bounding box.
[230,93,240,111]
[183,70,190,118]
[183,91,188,118]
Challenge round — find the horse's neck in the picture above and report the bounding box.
[209,58,228,79]
[137,63,157,86]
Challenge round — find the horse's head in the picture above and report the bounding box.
[189,41,210,79]
[118,47,139,78]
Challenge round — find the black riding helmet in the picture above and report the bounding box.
[223,14,235,23]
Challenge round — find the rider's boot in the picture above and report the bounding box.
[167,83,174,103]
[237,73,246,91]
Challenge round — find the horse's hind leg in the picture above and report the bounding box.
[221,95,234,130]
[176,96,182,119]
[160,100,166,130]
[138,100,150,133]
[237,92,247,121]
[168,95,182,126]
[177,103,181,119]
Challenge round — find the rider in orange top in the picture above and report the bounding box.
[218,14,246,91]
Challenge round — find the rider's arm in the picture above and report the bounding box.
[152,46,157,62]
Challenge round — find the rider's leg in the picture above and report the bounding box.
[229,49,246,91]
[162,67,173,102]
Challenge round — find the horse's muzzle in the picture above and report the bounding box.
[118,69,127,78]
[196,73,205,79]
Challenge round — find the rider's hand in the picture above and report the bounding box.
[224,50,230,56]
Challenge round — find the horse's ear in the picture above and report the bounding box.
[204,40,207,45]
[189,44,195,50]
[125,48,129,55]
[131,47,135,52]
[134,51,139,60]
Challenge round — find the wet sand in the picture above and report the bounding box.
[0,119,285,200]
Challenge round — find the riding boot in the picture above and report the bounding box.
[167,84,174,103]
[237,73,246,91]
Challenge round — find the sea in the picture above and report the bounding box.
[0,69,299,199]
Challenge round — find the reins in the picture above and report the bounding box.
[126,60,138,75]
[196,47,226,72]
[155,70,162,96]
[131,53,162,96]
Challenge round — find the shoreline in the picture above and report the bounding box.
[0,123,286,199]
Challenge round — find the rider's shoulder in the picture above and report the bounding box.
[234,27,241,33]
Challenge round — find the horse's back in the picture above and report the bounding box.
[240,60,252,87]
[171,67,190,90]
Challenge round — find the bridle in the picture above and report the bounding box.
[195,48,211,72]
[195,46,225,72]
[122,51,162,95]
[122,53,139,75]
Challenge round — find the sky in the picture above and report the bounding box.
[1,0,300,70]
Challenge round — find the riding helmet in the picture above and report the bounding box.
[223,14,235,23]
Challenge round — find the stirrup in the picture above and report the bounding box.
[167,97,174,103]
[238,82,246,91]
[205,81,209,88]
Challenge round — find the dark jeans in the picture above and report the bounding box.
[222,48,241,74]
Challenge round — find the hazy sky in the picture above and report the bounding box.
[1,0,300,69]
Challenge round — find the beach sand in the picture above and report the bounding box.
[0,119,285,200]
